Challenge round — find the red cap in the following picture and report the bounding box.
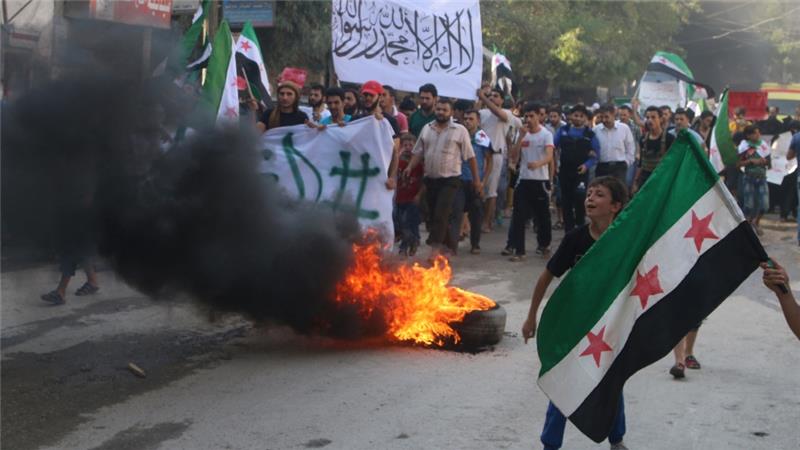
[360,80,384,96]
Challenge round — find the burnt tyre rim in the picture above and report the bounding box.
[450,304,507,351]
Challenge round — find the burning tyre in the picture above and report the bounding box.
[451,304,507,349]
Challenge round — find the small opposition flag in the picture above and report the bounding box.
[235,21,272,103]
[491,51,513,96]
[200,21,239,124]
[709,89,738,172]
[536,130,766,442]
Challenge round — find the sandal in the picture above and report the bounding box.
[669,363,686,379]
[685,355,701,369]
[75,282,99,296]
[41,290,65,305]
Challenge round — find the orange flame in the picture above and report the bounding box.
[335,238,496,346]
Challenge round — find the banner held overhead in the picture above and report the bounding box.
[331,0,482,100]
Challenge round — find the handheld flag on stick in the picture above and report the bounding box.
[235,22,272,108]
[537,130,766,442]
[200,21,239,124]
[709,89,738,172]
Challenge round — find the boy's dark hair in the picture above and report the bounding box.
[418,83,438,97]
[659,105,672,112]
[589,176,629,213]
[674,108,688,118]
[399,97,417,112]
[454,99,473,112]
[399,133,416,144]
[464,109,480,119]
[700,110,714,119]
[310,83,325,92]
[344,87,359,98]
[570,104,588,116]
[547,106,561,115]
[436,97,453,107]
[743,124,759,137]
[645,105,662,117]
[619,104,633,113]
[325,87,345,100]
[524,102,543,114]
[383,85,396,98]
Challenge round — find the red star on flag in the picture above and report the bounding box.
[579,326,613,367]
[240,40,252,52]
[684,210,718,252]
[224,106,238,118]
[631,266,664,309]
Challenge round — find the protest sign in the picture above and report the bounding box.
[331,0,482,100]
[259,117,395,238]
[767,131,798,185]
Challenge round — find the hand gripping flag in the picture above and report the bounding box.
[536,130,767,442]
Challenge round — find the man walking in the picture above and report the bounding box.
[555,104,599,231]
[508,103,554,261]
[404,99,480,258]
[477,86,514,232]
[448,109,493,254]
[594,105,635,182]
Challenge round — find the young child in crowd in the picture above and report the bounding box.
[521,176,630,450]
[395,133,424,256]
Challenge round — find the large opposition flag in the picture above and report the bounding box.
[235,22,272,104]
[201,21,239,124]
[536,130,767,442]
[647,51,715,100]
[709,89,738,172]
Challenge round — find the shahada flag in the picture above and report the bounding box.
[709,89,738,172]
[201,21,239,124]
[536,130,767,442]
[235,21,272,106]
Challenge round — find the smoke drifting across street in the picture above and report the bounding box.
[2,25,369,336]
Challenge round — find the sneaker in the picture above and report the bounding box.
[685,355,701,370]
[610,441,629,450]
[501,247,514,256]
[509,254,527,262]
[669,363,686,379]
[470,246,481,255]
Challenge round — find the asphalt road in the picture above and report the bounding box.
[2,216,799,450]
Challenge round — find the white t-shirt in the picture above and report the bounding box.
[479,108,514,155]
[300,105,331,123]
[518,128,554,181]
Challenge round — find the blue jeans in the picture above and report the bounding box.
[541,395,626,449]
[396,202,421,251]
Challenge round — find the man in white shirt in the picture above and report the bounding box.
[507,103,554,261]
[477,86,513,232]
[593,105,635,182]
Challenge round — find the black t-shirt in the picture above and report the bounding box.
[259,108,309,130]
[547,225,596,277]
[353,111,401,139]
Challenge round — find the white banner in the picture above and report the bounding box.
[767,131,798,185]
[332,0,482,100]
[259,117,395,237]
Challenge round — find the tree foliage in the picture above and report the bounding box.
[482,0,697,94]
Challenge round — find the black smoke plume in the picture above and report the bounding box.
[2,22,375,336]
